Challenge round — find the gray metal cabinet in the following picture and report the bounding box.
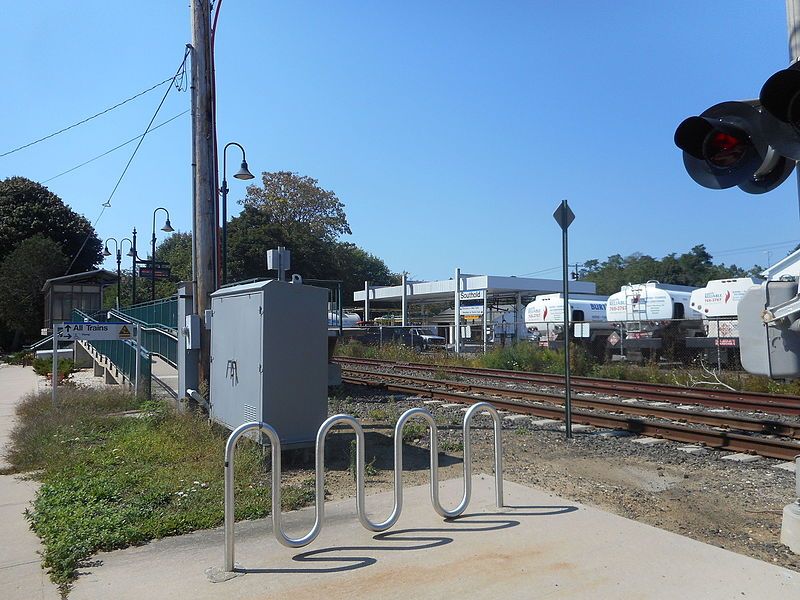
[210,280,328,447]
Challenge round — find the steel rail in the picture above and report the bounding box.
[342,368,800,439]
[334,357,800,415]
[342,375,800,461]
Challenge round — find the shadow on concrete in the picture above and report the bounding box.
[236,505,577,576]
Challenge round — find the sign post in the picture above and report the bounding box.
[51,328,58,407]
[553,199,575,440]
[53,322,138,404]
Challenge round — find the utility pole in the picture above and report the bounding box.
[190,0,217,391]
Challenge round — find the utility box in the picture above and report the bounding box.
[209,279,328,447]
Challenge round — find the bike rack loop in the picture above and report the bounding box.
[223,401,503,572]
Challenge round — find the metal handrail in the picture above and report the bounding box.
[223,402,503,572]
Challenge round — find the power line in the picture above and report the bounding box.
[64,49,191,275]
[42,110,189,184]
[0,76,176,159]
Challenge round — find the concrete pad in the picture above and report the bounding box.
[0,364,37,470]
[70,476,800,600]
[774,461,797,473]
[558,424,592,433]
[678,445,707,455]
[0,365,60,600]
[722,453,761,463]
[632,437,668,445]
[0,475,60,600]
[422,400,443,406]
[529,419,560,427]
[440,403,462,409]
[502,415,529,423]
[594,429,634,438]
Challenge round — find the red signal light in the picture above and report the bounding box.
[704,131,748,167]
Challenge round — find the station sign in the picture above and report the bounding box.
[459,289,485,301]
[459,305,485,317]
[56,322,135,341]
[138,267,171,279]
[459,289,485,317]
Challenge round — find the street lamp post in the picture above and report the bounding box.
[131,228,139,305]
[151,208,174,301]
[220,142,254,285]
[103,237,133,308]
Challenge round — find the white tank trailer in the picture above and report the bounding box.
[606,281,704,362]
[328,311,360,328]
[523,294,614,359]
[685,277,762,366]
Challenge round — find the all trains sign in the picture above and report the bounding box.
[56,322,135,341]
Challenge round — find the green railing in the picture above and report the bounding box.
[119,297,178,330]
[108,308,178,367]
[72,309,151,397]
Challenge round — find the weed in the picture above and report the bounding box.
[439,438,463,453]
[401,422,427,443]
[348,439,378,479]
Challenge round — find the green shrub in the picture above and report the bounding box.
[32,357,75,381]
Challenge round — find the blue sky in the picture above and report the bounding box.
[1,1,797,283]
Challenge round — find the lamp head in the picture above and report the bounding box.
[161,219,174,233]
[234,160,255,180]
[103,246,111,257]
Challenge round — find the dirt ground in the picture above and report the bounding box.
[280,385,800,573]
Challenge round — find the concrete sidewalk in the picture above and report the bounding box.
[0,364,59,600]
[71,475,800,600]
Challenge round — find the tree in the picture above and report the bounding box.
[0,177,102,272]
[0,236,68,348]
[581,245,748,295]
[331,242,399,301]
[155,231,192,283]
[241,171,351,242]
[227,206,338,282]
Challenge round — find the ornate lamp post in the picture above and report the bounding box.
[151,208,174,301]
[103,237,133,307]
[220,142,254,284]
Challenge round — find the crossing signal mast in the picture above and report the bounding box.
[672,9,800,380]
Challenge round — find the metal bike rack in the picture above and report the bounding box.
[223,401,503,573]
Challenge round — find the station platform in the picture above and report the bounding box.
[71,475,800,600]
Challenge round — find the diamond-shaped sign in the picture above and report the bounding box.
[553,200,575,230]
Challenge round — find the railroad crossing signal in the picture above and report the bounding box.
[674,63,800,194]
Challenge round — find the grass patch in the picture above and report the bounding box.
[7,388,314,593]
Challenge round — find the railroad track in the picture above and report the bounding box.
[340,366,800,461]
[334,356,800,416]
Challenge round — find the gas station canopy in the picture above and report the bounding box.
[353,274,596,304]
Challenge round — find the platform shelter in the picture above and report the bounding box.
[42,269,118,330]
